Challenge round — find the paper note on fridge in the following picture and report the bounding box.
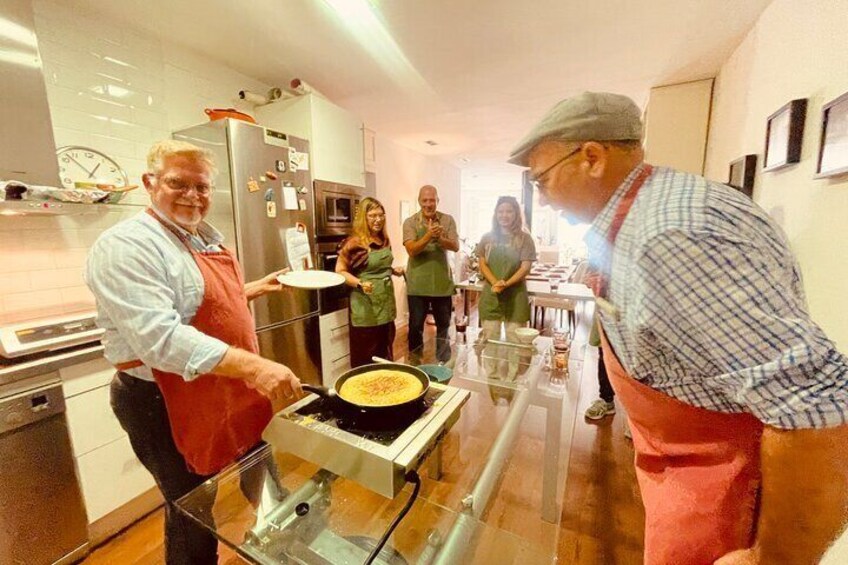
[291,151,309,171]
[282,185,298,210]
[285,223,313,271]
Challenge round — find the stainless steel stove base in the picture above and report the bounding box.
[263,383,470,498]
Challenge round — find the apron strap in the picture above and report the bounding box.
[593,164,654,298]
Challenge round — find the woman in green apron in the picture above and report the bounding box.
[477,196,537,344]
[336,197,404,367]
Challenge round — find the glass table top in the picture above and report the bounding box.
[176,327,587,564]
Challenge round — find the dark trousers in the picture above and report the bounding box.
[110,372,275,564]
[349,321,396,368]
[407,295,452,362]
[110,372,217,564]
[598,347,615,403]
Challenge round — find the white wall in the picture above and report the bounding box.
[703,0,848,352]
[374,136,461,322]
[0,0,271,324]
[460,168,523,247]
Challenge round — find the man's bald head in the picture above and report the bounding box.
[419,185,438,199]
[418,185,439,219]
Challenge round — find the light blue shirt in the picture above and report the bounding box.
[85,208,230,381]
[587,164,848,430]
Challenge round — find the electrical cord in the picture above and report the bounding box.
[364,470,422,565]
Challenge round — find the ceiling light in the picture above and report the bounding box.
[0,16,37,48]
[321,0,438,102]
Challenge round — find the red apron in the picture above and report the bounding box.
[117,209,272,476]
[593,165,764,564]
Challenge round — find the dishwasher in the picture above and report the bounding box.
[0,373,89,564]
[0,312,102,565]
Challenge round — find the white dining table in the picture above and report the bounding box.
[456,279,595,325]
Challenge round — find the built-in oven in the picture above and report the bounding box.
[316,239,349,315]
[314,180,365,238]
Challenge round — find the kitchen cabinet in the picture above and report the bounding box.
[257,94,366,187]
[363,127,377,173]
[318,309,351,387]
[644,78,714,175]
[59,357,158,530]
[76,435,155,522]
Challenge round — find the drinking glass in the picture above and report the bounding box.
[455,315,468,344]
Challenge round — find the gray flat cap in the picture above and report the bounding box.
[508,92,643,166]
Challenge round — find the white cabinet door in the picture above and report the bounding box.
[319,310,351,386]
[363,127,376,173]
[66,384,126,457]
[76,435,155,522]
[311,95,365,187]
[329,354,352,387]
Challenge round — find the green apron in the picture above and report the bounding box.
[350,246,397,327]
[479,240,531,323]
[406,217,455,297]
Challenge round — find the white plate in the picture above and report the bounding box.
[277,270,345,289]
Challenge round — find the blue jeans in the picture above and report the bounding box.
[407,295,452,362]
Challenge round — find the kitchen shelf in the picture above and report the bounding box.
[0,200,144,217]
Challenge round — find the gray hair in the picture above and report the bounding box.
[146,140,217,176]
[418,184,439,199]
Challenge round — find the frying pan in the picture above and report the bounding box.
[302,362,430,418]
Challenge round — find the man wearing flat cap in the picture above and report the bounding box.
[510,92,848,564]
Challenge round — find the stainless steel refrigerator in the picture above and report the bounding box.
[174,119,321,385]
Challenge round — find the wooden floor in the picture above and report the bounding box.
[82,314,645,565]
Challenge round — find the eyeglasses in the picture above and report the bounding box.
[157,175,214,196]
[528,145,583,190]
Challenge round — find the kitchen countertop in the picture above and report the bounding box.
[175,326,586,564]
[0,343,104,386]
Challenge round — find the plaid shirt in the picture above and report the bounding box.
[586,164,848,429]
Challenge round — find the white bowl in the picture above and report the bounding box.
[514,327,540,344]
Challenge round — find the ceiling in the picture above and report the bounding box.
[72,0,773,177]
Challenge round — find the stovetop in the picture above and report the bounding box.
[294,387,445,446]
[263,382,470,498]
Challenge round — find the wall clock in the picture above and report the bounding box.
[56,146,129,189]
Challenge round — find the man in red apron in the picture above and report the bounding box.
[508,92,848,564]
[86,140,303,564]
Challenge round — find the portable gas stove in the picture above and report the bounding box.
[263,382,470,498]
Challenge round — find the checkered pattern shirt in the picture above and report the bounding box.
[586,164,848,429]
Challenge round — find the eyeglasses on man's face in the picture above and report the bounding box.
[529,145,583,191]
[157,175,214,196]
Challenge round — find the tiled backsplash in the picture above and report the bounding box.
[0,0,271,324]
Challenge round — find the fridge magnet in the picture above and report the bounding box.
[266,201,277,218]
[763,98,807,172]
[288,147,298,173]
[816,91,848,178]
[247,176,260,192]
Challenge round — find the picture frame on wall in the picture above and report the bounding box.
[727,154,757,198]
[816,91,848,178]
[763,98,807,172]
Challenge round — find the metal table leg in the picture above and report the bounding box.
[541,397,563,523]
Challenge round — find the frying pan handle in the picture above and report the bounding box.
[302,384,335,398]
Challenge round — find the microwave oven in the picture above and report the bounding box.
[313,180,366,238]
